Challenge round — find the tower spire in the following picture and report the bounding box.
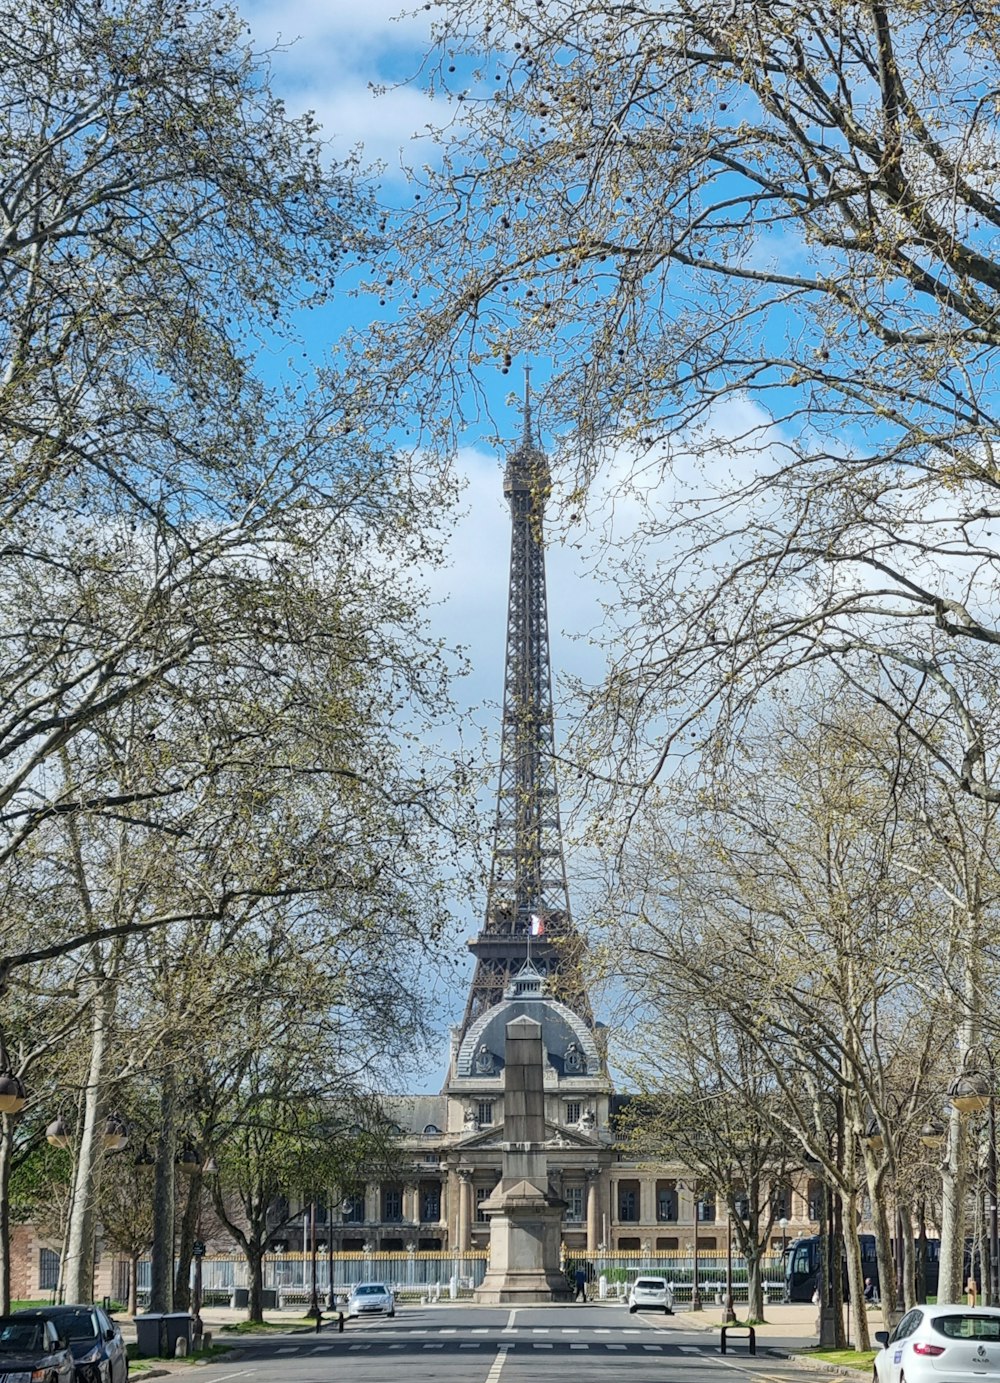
[459,391,593,1037]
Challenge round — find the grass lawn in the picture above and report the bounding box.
[220,1319,317,1333]
[126,1342,231,1370]
[801,1346,878,1372]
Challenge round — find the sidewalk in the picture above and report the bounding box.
[660,1299,886,1351]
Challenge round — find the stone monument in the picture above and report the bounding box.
[474,1014,571,1303]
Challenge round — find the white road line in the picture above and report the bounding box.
[197,1373,256,1381]
[679,1345,702,1353]
[502,1310,517,1333]
[485,1344,511,1383]
[561,1328,579,1334]
[423,1342,444,1349]
[460,1342,482,1348]
[389,1343,404,1349]
[532,1327,550,1333]
[643,1344,664,1350]
[595,1327,610,1334]
[440,1328,457,1334]
[570,1343,589,1350]
[607,1343,627,1350]
[533,1342,554,1348]
[348,1344,369,1351]
[472,1327,489,1334]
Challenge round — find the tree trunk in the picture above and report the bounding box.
[64,986,109,1302]
[863,1148,898,1322]
[746,1252,764,1322]
[128,1252,138,1317]
[247,1244,265,1323]
[0,1114,13,1313]
[915,1200,928,1304]
[843,1189,869,1351]
[939,1100,968,1303]
[900,1203,916,1310]
[149,1071,177,1313]
[174,1172,203,1309]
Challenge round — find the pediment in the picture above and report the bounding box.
[456,1119,602,1151]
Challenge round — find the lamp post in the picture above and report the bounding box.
[308,1200,320,1319]
[779,1217,789,1303]
[949,1051,998,1307]
[684,1181,702,1312]
[724,1211,736,1323]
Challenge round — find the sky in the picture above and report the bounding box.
[236,0,623,1083]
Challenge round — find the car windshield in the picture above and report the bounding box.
[635,1280,665,1291]
[933,1315,1000,1340]
[0,1320,44,1352]
[356,1286,386,1296]
[47,1311,98,1341]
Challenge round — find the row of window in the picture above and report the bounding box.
[473,1101,583,1126]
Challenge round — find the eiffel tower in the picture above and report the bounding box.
[459,379,593,1037]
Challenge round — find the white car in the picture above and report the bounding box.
[627,1276,673,1314]
[874,1304,1000,1383]
[346,1282,395,1319]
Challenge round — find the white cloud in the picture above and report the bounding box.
[239,0,441,169]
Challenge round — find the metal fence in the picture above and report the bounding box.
[133,1248,785,1305]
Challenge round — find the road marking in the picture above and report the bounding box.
[561,1328,579,1334]
[460,1342,482,1348]
[441,1328,457,1334]
[680,1345,701,1353]
[472,1327,489,1333]
[502,1310,517,1333]
[348,1344,369,1351]
[423,1342,444,1349]
[197,1374,256,1381]
[643,1344,664,1351]
[532,1327,550,1333]
[595,1327,609,1334]
[389,1344,404,1350]
[606,1343,627,1350]
[570,1343,589,1350]
[533,1342,553,1349]
[485,1343,511,1382]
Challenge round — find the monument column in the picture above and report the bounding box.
[586,1170,600,1251]
[458,1171,472,1252]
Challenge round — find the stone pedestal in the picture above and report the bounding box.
[475,1015,571,1303]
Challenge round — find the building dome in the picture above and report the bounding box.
[454,962,600,1079]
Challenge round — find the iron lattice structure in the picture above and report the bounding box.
[460,393,593,1035]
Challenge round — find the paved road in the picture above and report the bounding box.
[189,1303,834,1383]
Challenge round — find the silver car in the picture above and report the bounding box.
[346,1282,395,1319]
[874,1304,1000,1383]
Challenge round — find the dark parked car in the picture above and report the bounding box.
[14,1305,127,1383]
[0,1314,74,1381]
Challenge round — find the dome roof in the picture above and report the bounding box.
[455,962,599,1079]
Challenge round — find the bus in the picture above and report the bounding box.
[784,1234,941,1303]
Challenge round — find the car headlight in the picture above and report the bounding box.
[77,1343,103,1363]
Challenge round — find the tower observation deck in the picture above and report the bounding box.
[459,382,593,1037]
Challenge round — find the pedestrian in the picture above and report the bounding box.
[864,1277,878,1305]
[574,1266,587,1302]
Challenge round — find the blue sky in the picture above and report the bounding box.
[236,0,623,1083]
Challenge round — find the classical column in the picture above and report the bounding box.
[586,1170,600,1251]
[458,1171,472,1253]
[404,1184,418,1226]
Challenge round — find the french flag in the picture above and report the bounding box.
[530,914,545,937]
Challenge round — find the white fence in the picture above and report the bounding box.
[132,1249,785,1306]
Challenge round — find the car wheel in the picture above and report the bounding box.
[388,1310,395,1318]
[628,1305,637,1314]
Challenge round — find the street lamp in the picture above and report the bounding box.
[0,1036,26,1115]
[682,1181,703,1312]
[723,1205,736,1324]
[46,1117,71,1149]
[779,1217,789,1303]
[949,1051,998,1307]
